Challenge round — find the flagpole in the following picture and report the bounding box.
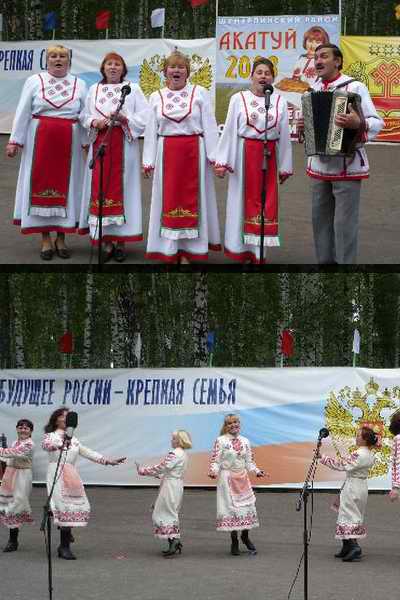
[106,28,109,40]
[215,0,219,34]
[52,28,55,40]
[339,0,342,36]
[161,25,164,38]
[208,352,213,368]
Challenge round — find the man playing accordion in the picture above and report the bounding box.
[297,44,383,264]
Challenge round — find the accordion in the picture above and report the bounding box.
[301,89,363,157]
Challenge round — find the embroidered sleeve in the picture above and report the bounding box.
[244,439,261,475]
[0,439,33,458]
[142,94,158,170]
[277,97,293,176]
[392,436,400,488]
[208,439,223,477]
[320,451,359,472]
[356,82,383,142]
[42,433,62,452]
[215,94,239,173]
[138,451,178,478]
[9,75,37,147]
[78,442,106,464]
[126,85,150,140]
[198,86,219,164]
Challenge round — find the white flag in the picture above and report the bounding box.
[134,332,142,365]
[352,329,360,354]
[151,8,165,28]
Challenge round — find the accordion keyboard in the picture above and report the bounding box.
[329,96,348,152]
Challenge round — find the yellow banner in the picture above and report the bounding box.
[341,36,400,142]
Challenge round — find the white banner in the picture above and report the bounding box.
[0,38,216,133]
[0,367,398,489]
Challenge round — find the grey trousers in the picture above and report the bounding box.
[311,178,362,264]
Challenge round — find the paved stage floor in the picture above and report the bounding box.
[0,135,399,265]
[1,487,398,600]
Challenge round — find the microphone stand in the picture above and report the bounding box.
[89,90,129,268]
[40,438,68,600]
[295,432,324,600]
[260,89,271,266]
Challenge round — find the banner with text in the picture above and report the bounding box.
[341,36,400,142]
[0,38,216,133]
[0,367,398,489]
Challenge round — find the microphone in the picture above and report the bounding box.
[263,83,274,108]
[318,427,329,440]
[120,84,131,99]
[64,411,78,445]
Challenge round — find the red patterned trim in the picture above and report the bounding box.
[154,522,180,538]
[159,86,196,124]
[335,523,366,539]
[214,163,234,173]
[19,226,77,234]
[224,247,267,265]
[86,234,143,246]
[240,91,280,134]
[216,512,259,531]
[8,141,24,148]
[39,73,77,109]
[307,168,368,181]
[208,243,222,252]
[145,250,210,264]
[53,509,90,524]
[0,511,33,528]
[392,436,400,487]
[143,165,155,174]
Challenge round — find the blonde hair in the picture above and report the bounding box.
[173,430,192,449]
[220,414,240,436]
[163,51,191,78]
[46,45,71,59]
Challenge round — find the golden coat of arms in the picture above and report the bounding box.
[325,378,399,478]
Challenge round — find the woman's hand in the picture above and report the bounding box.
[111,112,128,126]
[142,166,153,179]
[214,166,227,179]
[93,118,108,130]
[389,489,400,502]
[6,143,18,158]
[106,456,126,466]
[208,472,217,479]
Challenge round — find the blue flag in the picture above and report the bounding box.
[44,12,57,31]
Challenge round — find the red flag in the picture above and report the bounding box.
[188,0,209,7]
[96,10,111,30]
[281,329,294,357]
[58,331,73,354]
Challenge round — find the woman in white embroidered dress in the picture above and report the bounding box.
[0,419,34,553]
[136,430,192,557]
[388,410,400,503]
[142,51,221,264]
[42,408,126,560]
[215,58,293,264]
[208,414,266,555]
[5,45,88,261]
[79,52,150,262]
[319,426,377,562]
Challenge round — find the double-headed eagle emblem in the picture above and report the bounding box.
[325,378,399,478]
[139,53,213,97]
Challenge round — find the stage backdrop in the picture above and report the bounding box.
[0,38,216,133]
[0,367,398,489]
[341,36,400,142]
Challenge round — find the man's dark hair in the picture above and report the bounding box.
[315,43,343,70]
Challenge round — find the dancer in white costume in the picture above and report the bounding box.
[79,52,150,262]
[42,408,126,560]
[215,58,292,264]
[142,51,221,264]
[319,426,377,562]
[0,419,34,553]
[136,430,192,557]
[208,414,266,555]
[6,45,88,260]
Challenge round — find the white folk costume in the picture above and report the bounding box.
[79,81,150,245]
[391,433,400,490]
[0,439,34,528]
[215,90,293,263]
[143,84,221,263]
[306,74,383,181]
[292,55,317,86]
[42,430,107,527]
[9,72,88,234]
[320,446,375,539]
[208,434,261,531]
[138,447,189,539]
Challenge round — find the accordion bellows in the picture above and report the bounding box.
[302,90,363,157]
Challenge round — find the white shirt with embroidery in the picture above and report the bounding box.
[215,89,293,177]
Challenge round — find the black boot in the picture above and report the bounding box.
[230,531,240,556]
[57,527,76,560]
[163,538,182,558]
[3,528,19,552]
[342,539,362,562]
[162,538,173,555]
[241,529,257,555]
[334,539,350,558]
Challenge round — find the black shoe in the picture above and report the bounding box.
[57,545,76,560]
[40,248,54,261]
[241,531,257,555]
[335,540,350,558]
[162,539,173,555]
[101,244,114,263]
[342,543,362,562]
[163,539,182,558]
[114,246,127,262]
[231,532,240,556]
[3,540,18,552]
[54,239,71,259]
